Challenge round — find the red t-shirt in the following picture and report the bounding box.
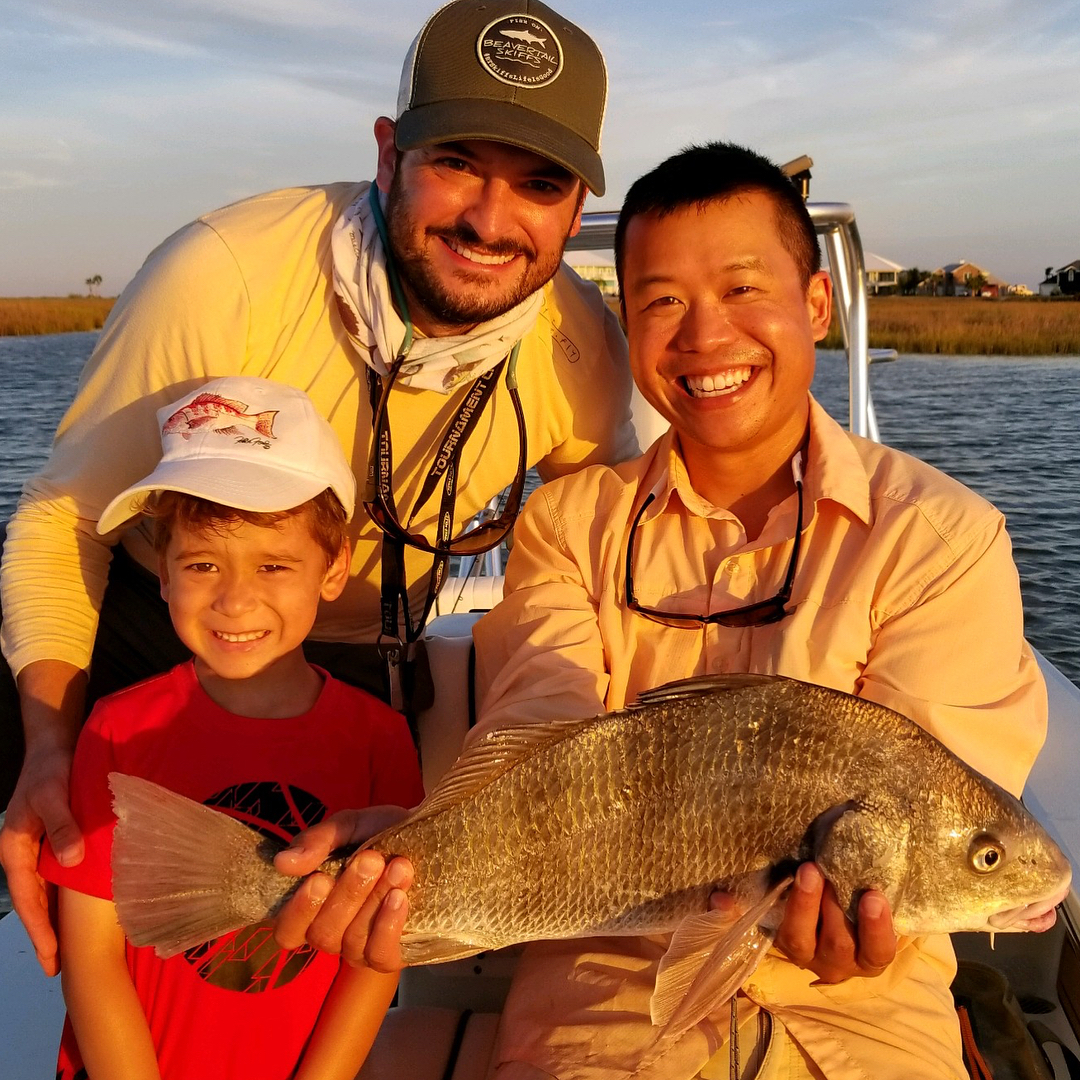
[40,660,424,1080]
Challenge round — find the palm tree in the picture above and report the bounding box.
[85,274,103,297]
[965,272,988,297]
[900,268,926,296]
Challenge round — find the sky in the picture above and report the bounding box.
[2,0,1079,296]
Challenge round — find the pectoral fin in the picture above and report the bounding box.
[650,876,793,1038]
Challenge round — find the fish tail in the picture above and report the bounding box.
[109,772,293,959]
[253,409,278,437]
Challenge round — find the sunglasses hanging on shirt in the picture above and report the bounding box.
[626,451,805,629]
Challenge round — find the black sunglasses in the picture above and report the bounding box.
[363,351,528,557]
[625,470,804,629]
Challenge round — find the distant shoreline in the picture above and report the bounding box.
[0,297,116,337]
[821,295,1080,356]
[4,294,1079,356]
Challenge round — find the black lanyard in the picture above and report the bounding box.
[365,355,508,656]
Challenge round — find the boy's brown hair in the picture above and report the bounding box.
[144,488,349,565]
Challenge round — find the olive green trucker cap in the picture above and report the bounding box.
[395,0,607,195]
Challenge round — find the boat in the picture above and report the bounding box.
[3,184,1080,1080]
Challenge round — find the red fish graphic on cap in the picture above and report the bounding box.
[163,393,278,441]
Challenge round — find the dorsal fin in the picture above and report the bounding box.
[630,672,791,708]
[366,712,607,843]
[187,392,248,412]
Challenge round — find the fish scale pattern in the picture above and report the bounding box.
[367,677,1068,961]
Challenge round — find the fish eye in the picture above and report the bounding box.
[969,835,1006,874]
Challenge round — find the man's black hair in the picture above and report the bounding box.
[614,141,821,299]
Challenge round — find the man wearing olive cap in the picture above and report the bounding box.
[0,0,637,976]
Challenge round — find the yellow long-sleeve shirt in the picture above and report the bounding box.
[1,182,637,675]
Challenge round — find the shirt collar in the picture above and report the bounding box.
[639,395,873,527]
[638,430,726,523]
[804,395,873,525]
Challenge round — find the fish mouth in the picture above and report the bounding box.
[987,877,1072,932]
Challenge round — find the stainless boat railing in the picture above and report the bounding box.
[808,202,875,440]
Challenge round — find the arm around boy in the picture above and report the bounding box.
[0,0,636,975]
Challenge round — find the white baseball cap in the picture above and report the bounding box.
[97,377,356,535]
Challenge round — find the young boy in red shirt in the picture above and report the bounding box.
[40,376,424,1080]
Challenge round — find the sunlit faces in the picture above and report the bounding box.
[159,511,349,688]
[374,118,584,335]
[621,192,831,476]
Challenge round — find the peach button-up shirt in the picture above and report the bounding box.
[473,397,1047,1080]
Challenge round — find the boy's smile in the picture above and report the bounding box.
[159,511,349,716]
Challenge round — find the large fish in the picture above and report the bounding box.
[110,673,1070,1036]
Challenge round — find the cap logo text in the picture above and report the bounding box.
[477,15,562,88]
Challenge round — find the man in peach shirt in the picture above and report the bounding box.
[470,142,1050,1079]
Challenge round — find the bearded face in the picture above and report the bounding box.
[382,142,583,335]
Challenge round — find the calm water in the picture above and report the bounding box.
[2,333,1079,687]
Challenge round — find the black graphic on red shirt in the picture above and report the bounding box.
[182,781,327,993]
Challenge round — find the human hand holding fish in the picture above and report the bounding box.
[0,735,84,977]
[272,804,415,971]
[275,847,901,985]
[108,674,1072,1040]
[761,863,898,982]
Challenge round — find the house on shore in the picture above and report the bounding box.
[918,261,1008,297]
[1039,261,1080,297]
[864,253,905,295]
[563,249,617,295]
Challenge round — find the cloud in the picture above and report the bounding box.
[0,171,63,192]
[8,0,415,74]
[1,0,1078,293]
[589,0,1080,285]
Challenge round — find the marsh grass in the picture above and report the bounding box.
[7,294,1080,356]
[0,297,116,336]
[823,296,1080,356]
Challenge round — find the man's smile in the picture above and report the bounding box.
[443,236,519,267]
[682,367,754,398]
